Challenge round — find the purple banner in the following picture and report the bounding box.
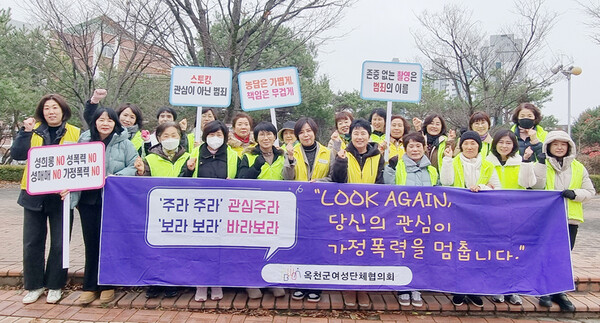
[99,176,573,295]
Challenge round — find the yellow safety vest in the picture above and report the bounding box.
[293,143,331,181]
[186,133,195,153]
[494,164,523,189]
[145,151,190,177]
[191,145,239,179]
[347,153,381,184]
[21,123,81,189]
[452,156,494,188]
[545,160,585,223]
[130,131,143,154]
[389,141,405,159]
[480,142,491,158]
[370,133,385,143]
[245,153,285,180]
[395,159,438,186]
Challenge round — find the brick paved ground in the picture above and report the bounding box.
[1,183,600,322]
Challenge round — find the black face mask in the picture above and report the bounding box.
[518,118,535,129]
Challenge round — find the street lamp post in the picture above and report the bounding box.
[551,65,582,136]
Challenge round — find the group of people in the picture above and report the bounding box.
[12,90,595,312]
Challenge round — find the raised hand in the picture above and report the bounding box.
[23,117,36,132]
[90,89,107,104]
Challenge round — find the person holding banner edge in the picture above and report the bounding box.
[74,107,138,305]
[532,130,595,311]
[11,94,81,304]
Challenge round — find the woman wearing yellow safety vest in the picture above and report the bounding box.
[135,122,191,178]
[146,107,194,154]
[380,115,410,160]
[511,103,547,163]
[485,129,535,306]
[413,114,456,172]
[455,112,493,158]
[532,131,595,312]
[236,121,286,300]
[228,112,256,157]
[283,117,334,183]
[11,94,81,305]
[327,111,353,155]
[440,130,500,309]
[237,121,285,180]
[368,108,387,144]
[135,121,190,299]
[182,120,238,302]
[486,130,536,190]
[383,132,437,307]
[75,107,138,305]
[331,119,385,184]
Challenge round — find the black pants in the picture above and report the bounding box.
[78,202,107,291]
[569,224,578,251]
[23,197,73,290]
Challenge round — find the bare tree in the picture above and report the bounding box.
[413,0,557,128]
[26,0,174,127]
[150,0,355,121]
[579,0,600,44]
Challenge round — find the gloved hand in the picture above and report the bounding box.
[561,189,576,200]
[253,155,266,171]
[388,155,399,170]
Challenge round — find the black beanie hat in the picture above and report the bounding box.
[460,130,482,152]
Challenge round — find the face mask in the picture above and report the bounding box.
[518,118,535,129]
[161,138,179,151]
[206,136,224,150]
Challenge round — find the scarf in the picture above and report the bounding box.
[459,153,482,188]
[234,133,250,144]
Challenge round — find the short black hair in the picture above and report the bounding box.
[90,107,123,141]
[116,103,144,128]
[402,132,426,151]
[156,106,177,121]
[155,121,182,139]
[491,129,519,160]
[202,120,228,143]
[253,121,277,139]
[293,117,318,138]
[349,118,372,136]
[369,108,386,123]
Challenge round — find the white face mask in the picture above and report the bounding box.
[206,136,224,150]
[161,138,179,151]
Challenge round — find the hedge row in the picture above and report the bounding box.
[0,165,25,182]
[590,175,600,193]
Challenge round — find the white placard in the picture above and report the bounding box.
[238,67,302,111]
[169,66,233,107]
[360,61,422,103]
[26,142,106,195]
